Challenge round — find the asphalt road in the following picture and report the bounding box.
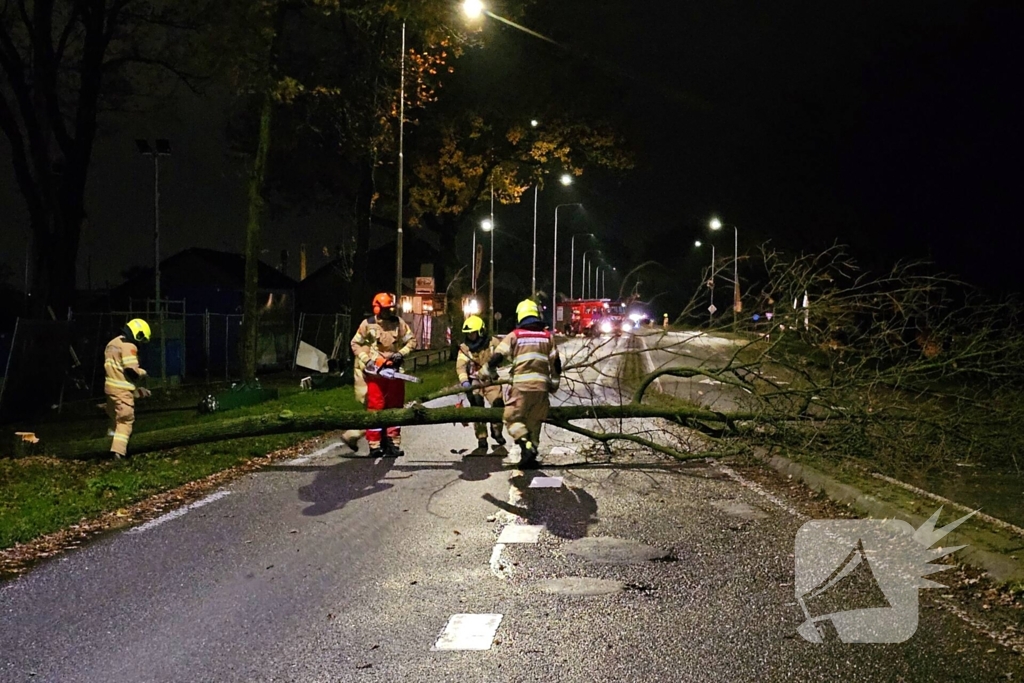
[1,338,1021,682]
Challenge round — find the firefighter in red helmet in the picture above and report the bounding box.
[348,292,416,457]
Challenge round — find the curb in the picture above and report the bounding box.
[765,453,1024,584]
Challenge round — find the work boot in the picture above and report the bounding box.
[340,430,361,452]
[383,438,404,458]
[477,438,489,452]
[516,439,539,469]
[368,443,385,459]
[491,429,506,447]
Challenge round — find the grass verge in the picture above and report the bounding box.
[0,362,455,552]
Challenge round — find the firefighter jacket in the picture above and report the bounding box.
[456,336,500,384]
[104,336,147,397]
[492,327,561,393]
[350,315,416,370]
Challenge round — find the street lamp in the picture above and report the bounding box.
[709,216,740,329]
[396,22,407,300]
[570,232,593,300]
[462,0,484,20]
[135,138,171,386]
[552,202,583,329]
[530,171,573,298]
[695,239,716,325]
[481,215,495,331]
[582,249,597,299]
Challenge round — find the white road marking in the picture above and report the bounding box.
[126,490,232,535]
[489,481,527,579]
[433,613,503,651]
[286,440,349,465]
[715,464,808,521]
[528,476,564,488]
[548,446,574,456]
[497,524,544,544]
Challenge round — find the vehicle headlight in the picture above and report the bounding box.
[600,321,613,333]
[621,321,632,332]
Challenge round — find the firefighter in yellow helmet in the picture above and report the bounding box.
[103,318,152,458]
[456,315,506,452]
[346,292,416,457]
[478,299,561,469]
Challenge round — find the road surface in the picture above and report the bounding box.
[1,337,1020,681]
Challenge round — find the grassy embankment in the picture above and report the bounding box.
[0,362,455,550]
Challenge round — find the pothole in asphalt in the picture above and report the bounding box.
[537,577,627,596]
[710,500,768,520]
[563,537,673,564]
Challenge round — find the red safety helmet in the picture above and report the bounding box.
[372,292,396,316]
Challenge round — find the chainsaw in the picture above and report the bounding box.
[364,364,422,383]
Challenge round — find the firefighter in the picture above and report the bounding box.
[349,292,416,457]
[104,318,152,458]
[479,299,561,469]
[456,315,507,452]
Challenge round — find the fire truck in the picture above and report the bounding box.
[556,299,629,336]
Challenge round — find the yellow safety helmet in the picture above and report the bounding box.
[125,318,151,343]
[516,299,541,323]
[462,315,485,335]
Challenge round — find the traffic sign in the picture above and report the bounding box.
[708,304,717,314]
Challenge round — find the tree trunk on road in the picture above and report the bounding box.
[50,402,740,460]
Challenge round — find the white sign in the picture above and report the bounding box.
[415,277,435,294]
[708,304,718,314]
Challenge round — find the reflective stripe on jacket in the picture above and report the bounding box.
[104,336,146,395]
[493,328,561,392]
[350,316,416,366]
[456,337,499,383]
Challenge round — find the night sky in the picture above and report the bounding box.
[3,0,1023,305]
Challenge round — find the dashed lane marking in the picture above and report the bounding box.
[497,524,544,544]
[433,613,504,651]
[126,490,232,535]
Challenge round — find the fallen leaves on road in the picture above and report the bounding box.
[0,433,339,579]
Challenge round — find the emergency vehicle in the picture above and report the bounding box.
[556,299,630,336]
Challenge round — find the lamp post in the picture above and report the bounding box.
[487,184,495,330]
[395,22,406,299]
[582,249,596,299]
[709,217,740,330]
[135,139,171,386]
[696,239,716,325]
[570,231,593,300]
[530,172,574,299]
[551,202,582,329]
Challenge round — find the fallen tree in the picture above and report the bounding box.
[45,246,1024,477]
[53,402,752,460]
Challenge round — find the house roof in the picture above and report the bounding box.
[159,248,298,290]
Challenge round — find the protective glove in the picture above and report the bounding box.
[477,364,496,384]
[389,352,404,366]
[461,380,474,390]
[547,379,560,394]
[135,387,152,399]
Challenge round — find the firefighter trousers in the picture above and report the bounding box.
[366,373,405,447]
[466,385,505,441]
[502,387,549,446]
[105,393,136,456]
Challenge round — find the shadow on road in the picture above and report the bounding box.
[451,454,507,482]
[482,472,599,539]
[295,457,403,517]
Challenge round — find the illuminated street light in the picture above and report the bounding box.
[481,218,493,231]
[530,119,539,127]
[694,240,702,247]
[560,173,573,186]
[462,0,484,19]
[708,216,740,329]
